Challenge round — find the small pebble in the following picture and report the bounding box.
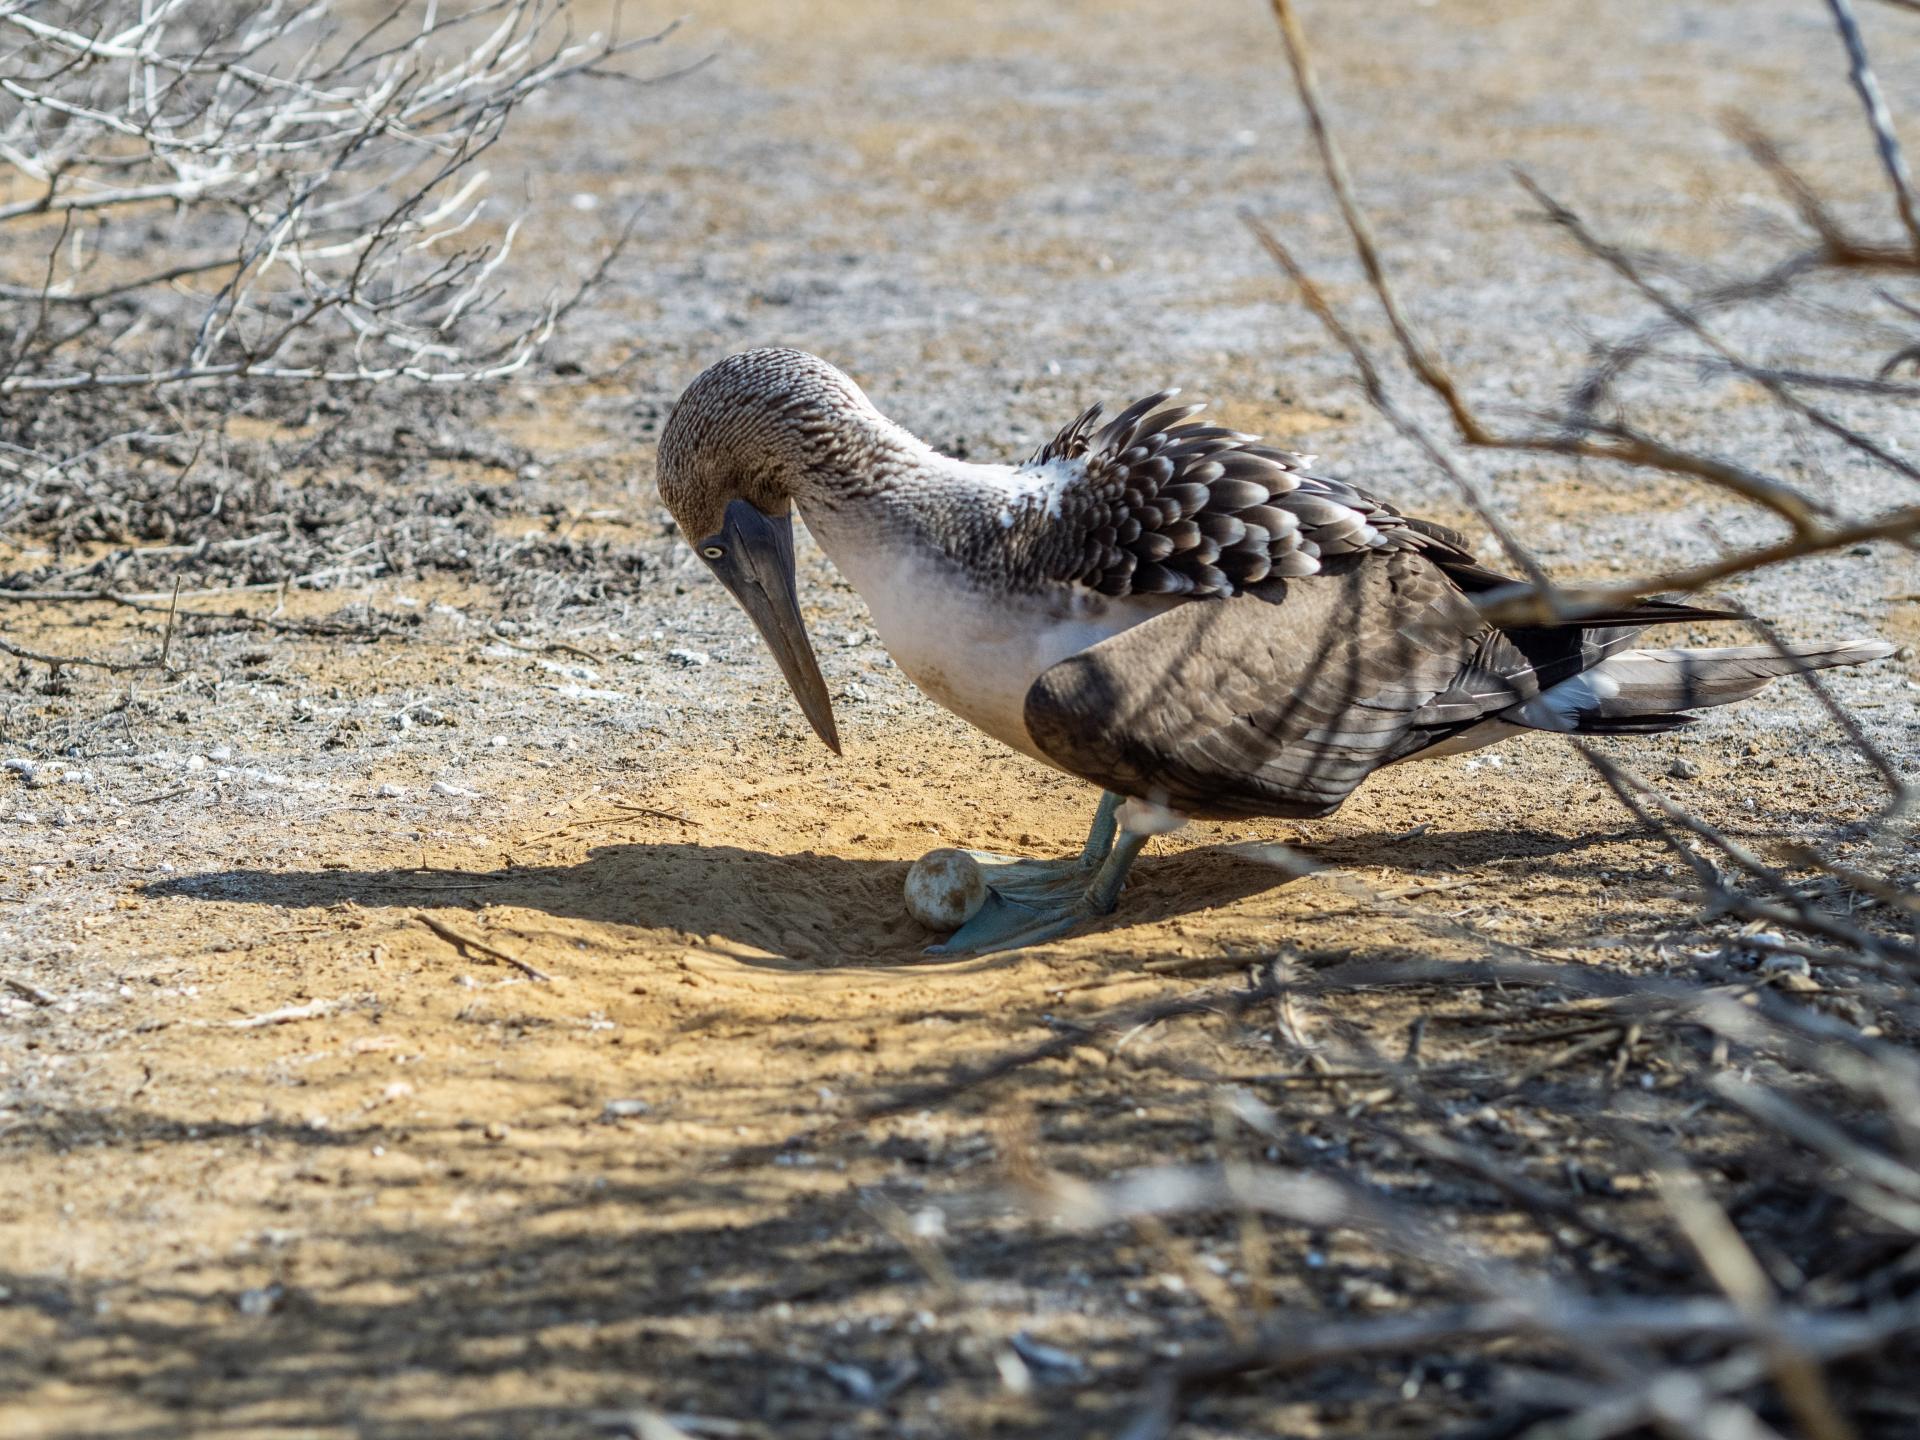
[483,1121,511,1142]
[909,1206,946,1240]
[1667,757,1699,779]
[1010,1331,1085,1378]
[376,783,406,800]
[601,1098,652,1120]
[665,648,711,668]
[1341,1275,1400,1312]
[234,1283,286,1318]
[824,1363,876,1402]
[995,1350,1033,1395]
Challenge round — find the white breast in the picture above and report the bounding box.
[804,512,1168,764]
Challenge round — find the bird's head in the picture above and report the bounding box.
[656,348,877,755]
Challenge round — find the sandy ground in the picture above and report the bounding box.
[3,1,1918,1436]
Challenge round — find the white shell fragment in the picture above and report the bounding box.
[903,847,988,931]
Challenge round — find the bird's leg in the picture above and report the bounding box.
[963,790,1119,899]
[933,790,1117,915]
[926,793,1177,956]
[1084,829,1150,913]
[1073,789,1122,866]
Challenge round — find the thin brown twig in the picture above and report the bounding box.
[1655,1159,1860,1440]
[1577,745,1920,971]
[0,633,153,673]
[2,974,55,1005]
[415,913,553,982]
[1238,210,1557,597]
[1473,505,1920,627]
[1259,0,1920,634]
[1514,169,1920,492]
[158,576,182,670]
[1263,0,1486,445]
[1240,137,1876,625]
[1738,611,1910,823]
[1135,1295,1913,1393]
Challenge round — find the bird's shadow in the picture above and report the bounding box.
[141,825,1635,969]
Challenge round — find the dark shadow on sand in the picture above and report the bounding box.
[142,826,1644,968]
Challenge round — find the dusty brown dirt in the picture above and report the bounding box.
[3,1,1918,1437]
[8,705,1901,1438]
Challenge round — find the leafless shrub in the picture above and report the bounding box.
[0,0,673,396]
[0,0,683,632]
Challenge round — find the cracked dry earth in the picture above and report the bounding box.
[3,1,1918,1437]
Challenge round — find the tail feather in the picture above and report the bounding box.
[1571,712,1699,736]
[1508,640,1895,734]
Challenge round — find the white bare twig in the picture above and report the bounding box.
[0,0,677,394]
[1825,0,1920,253]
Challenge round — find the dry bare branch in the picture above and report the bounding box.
[1825,0,1920,253]
[1258,0,1920,630]
[0,0,677,394]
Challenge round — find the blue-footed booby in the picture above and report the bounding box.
[655,347,1893,954]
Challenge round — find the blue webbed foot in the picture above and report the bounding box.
[924,796,1149,957]
[929,879,1113,960]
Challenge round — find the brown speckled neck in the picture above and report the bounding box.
[655,348,932,541]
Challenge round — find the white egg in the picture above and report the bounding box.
[903,847,988,931]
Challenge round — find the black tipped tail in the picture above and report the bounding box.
[1509,639,1895,734]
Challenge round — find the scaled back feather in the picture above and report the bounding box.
[1017,390,1467,599]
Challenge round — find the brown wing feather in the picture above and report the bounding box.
[1023,387,1742,632]
[1022,390,1462,599]
[1022,549,1648,820]
[1016,392,1745,816]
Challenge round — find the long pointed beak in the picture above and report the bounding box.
[698,499,841,754]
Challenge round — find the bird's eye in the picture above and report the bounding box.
[701,545,725,560]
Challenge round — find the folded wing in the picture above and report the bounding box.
[1023,549,1680,819]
